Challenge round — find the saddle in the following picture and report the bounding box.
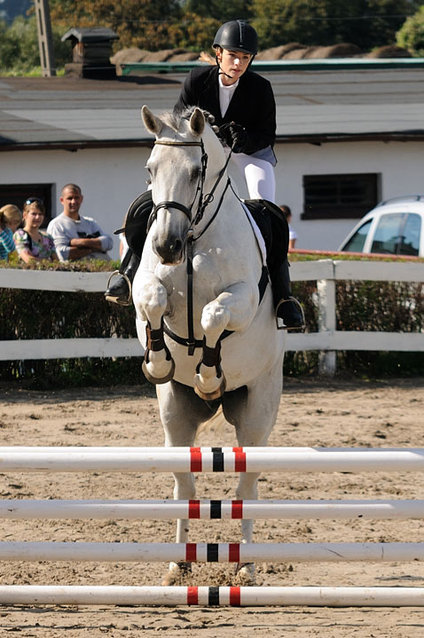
[121,191,289,264]
[243,199,290,267]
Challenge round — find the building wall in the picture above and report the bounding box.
[0,147,149,261]
[272,140,424,250]
[1,139,423,259]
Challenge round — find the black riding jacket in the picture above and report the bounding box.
[174,65,276,156]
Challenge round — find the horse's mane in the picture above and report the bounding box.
[161,107,219,136]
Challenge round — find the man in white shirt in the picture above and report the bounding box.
[47,184,113,261]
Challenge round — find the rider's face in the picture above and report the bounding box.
[216,48,252,86]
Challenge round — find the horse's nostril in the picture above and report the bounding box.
[172,239,183,253]
[154,236,184,264]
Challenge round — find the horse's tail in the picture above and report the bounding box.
[195,405,227,441]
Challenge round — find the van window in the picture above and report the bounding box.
[342,219,372,252]
[371,213,421,256]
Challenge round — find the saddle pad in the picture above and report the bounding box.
[241,201,267,265]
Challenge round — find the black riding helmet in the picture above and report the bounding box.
[213,20,258,56]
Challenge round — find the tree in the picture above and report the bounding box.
[182,0,253,22]
[49,0,183,51]
[250,0,420,51]
[0,14,71,73]
[396,5,424,56]
[168,12,221,51]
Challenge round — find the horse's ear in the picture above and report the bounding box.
[189,108,205,137]
[141,105,163,136]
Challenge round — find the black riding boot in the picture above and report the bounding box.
[105,190,153,306]
[105,250,141,306]
[271,259,305,331]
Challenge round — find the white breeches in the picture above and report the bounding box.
[230,153,276,203]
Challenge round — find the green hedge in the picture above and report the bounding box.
[0,256,423,386]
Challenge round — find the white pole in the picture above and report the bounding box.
[0,541,423,563]
[0,586,423,607]
[1,498,423,520]
[1,449,424,473]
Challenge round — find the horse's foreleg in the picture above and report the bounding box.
[194,308,228,401]
[194,284,257,400]
[142,318,175,384]
[235,471,260,584]
[161,469,196,586]
[133,272,175,384]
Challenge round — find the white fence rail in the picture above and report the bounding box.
[1,261,423,372]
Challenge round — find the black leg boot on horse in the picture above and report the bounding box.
[104,191,153,305]
[245,199,305,331]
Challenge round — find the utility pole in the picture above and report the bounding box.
[34,0,56,77]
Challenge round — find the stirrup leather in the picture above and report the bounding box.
[105,270,132,306]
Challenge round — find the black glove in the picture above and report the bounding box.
[218,122,249,153]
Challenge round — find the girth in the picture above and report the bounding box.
[162,265,269,351]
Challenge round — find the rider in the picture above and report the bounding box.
[105,20,304,330]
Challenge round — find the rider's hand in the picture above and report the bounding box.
[219,122,249,153]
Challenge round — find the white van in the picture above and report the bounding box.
[339,196,424,258]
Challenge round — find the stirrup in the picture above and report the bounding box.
[276,296,306,332]
[105,270,132,306]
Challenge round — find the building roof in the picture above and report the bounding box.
[61,27,119,44]
[1,62,424,151]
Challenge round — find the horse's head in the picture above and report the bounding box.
[141,105,225,265]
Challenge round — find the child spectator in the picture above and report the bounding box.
[0,204,22,260]
[14,198,57,264]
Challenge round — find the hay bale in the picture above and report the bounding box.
[307,43,362,58]
[110,48,148,65]
[367,45,412,58]
[142,49,177,62]
[168,51,200,62]
[283,46,309,59]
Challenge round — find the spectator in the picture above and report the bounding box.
[14,198,57,264]
[47,184,113,261]
[0,204,22,261]
[280,204,298,250]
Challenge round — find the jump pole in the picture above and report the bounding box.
[1,498,424,520]
[1,447,424,472]
[0,585,423,607]
[0,541,423,562]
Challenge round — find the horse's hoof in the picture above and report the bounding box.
[234,562,256,585]
[194,374,226,401]
[161,561,192,585]
[142,358,175,385]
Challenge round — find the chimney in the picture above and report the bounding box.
[61,27,119,79]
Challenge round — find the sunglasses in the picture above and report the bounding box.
[25,197,44,205]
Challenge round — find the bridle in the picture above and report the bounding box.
[149,136,233,355]
[149,137,232,239]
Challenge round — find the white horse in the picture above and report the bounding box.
[133,105,285,585]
